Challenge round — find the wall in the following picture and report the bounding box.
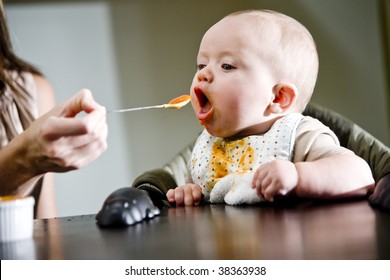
[5,0,389,217]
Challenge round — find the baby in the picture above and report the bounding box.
[167,9,374,206]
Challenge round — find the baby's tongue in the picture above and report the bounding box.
[197,102,212,123]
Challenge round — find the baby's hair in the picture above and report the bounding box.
[225,10,319,111]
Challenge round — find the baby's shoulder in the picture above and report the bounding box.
[297,115,335,135]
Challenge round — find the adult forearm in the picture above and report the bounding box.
[0,133,41,196]
[295,154,375,198]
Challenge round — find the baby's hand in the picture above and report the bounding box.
[252,160,298,201]
[166,184,202,206]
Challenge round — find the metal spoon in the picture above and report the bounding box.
[108,94,191,113]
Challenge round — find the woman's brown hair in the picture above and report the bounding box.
[0,0,42,94]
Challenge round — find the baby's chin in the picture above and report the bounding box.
[217,126,264,140]
[205,126,240,139]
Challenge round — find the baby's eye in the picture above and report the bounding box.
[197,64,206,71]
[221,64,235,70]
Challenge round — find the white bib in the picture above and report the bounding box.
[190,113,304,202]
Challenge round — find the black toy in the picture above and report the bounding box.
[96,187,160,227]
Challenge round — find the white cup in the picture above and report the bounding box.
[0,196,35,243]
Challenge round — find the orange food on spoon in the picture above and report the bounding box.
[165,95,191,109]
[168,95,191,104]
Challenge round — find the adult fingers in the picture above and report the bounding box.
[49,132,108,171]
[59,111,108,148]
[62,89,105,117]
[42,104,107,141]
[42,117,90,140]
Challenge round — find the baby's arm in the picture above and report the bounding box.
[166,184,202,206]
[252,116,375,201]
[252,154,374,201]
[294,154,374,198]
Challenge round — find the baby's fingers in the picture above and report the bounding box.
[252,169,266,199]
[171,188,187,206]
[191,185,202,206]
[183,187,194,206]
[166,189,177,204]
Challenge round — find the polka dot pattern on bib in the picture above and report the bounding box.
[191,113,304,200]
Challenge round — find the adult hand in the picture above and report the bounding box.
[23,89,108,175]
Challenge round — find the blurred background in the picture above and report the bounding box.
[4,0,389,217]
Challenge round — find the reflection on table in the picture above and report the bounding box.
[1,199,389,259]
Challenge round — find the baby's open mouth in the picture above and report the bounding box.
[194,87,213,123]
[194,87,209,107]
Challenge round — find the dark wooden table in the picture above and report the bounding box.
[1,199,390,259]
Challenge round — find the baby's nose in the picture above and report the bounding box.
[197,67,213,82]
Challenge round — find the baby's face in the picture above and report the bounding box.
[190,16,277,139]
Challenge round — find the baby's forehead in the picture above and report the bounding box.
[200,21,260,54]
[216,14,262,31]
[209,15,279,48]
[212,13,281,42]
[205,15,263,42]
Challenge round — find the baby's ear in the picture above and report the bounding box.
[269,83,298,114]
